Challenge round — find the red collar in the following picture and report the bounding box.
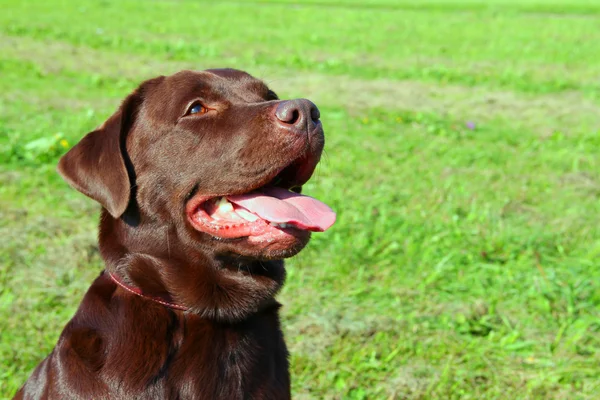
[107,271,188,311]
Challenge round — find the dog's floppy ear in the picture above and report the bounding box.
[57,92,142,219]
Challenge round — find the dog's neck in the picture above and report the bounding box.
[97,210,285,322]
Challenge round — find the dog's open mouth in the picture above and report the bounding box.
[186,155,336,240]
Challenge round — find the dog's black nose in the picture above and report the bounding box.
[275,99,320,132]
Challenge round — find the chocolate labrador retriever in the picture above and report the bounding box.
[15,69,335,399]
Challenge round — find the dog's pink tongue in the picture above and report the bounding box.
[227,187,336,232]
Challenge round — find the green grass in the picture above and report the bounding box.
[1,0,600,398]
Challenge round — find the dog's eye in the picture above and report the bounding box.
[187,102,208,115]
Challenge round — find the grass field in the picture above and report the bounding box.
[1,0,600,398]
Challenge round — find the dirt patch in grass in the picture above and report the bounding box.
[559,172,600,197]
[3,34,600,135]
[269,72,600,135]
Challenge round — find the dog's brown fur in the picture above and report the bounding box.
[15,69,325,399]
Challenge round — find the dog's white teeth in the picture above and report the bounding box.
[236,209,259,222]
[269,222,290,228]
[216,197,234,212]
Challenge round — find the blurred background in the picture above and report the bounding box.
[1,0,599,398]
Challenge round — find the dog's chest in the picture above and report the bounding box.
[99,310,290,399]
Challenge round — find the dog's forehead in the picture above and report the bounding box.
[161,69,270,102]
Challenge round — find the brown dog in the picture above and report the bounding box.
[15,69,335,399]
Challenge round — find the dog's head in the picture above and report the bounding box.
[58,69,335,262]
